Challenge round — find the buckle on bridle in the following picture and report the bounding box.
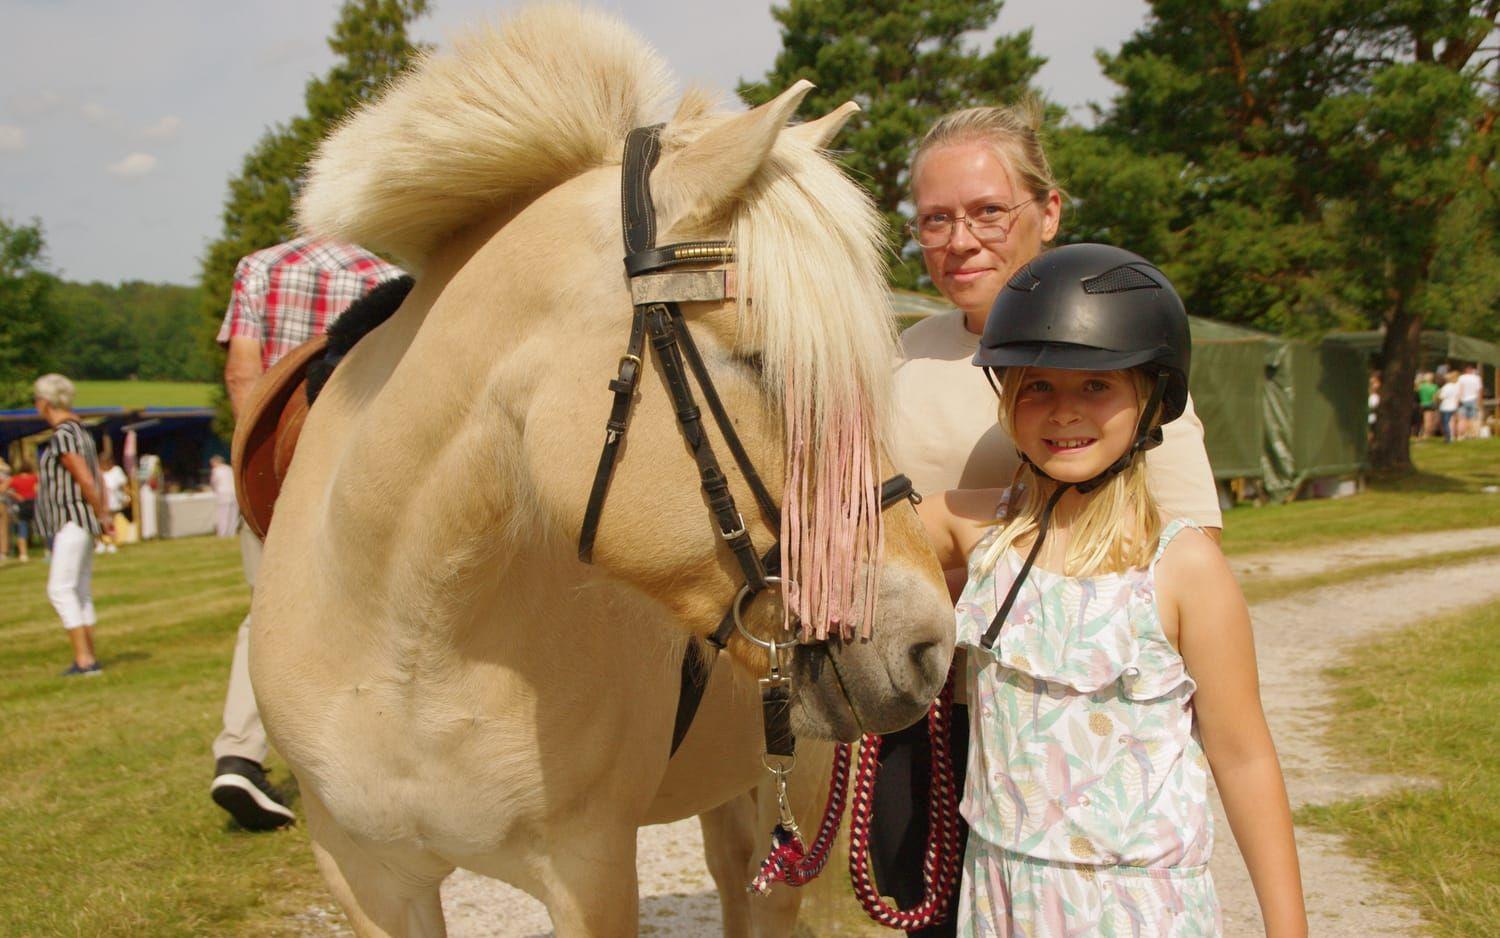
[718,512,747,541]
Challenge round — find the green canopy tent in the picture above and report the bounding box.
[1323,329,1500,369]
[1323,328,1498,420]
[1187,318,1368,501]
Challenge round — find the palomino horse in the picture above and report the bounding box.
[252,6,953,936]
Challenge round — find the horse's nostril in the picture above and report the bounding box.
[909,640,945,678]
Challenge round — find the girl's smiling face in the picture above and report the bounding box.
[1009,368,1141,483]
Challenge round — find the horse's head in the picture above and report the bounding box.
[297,6,953,741]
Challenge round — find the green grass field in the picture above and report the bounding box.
[1298,605,1500,937]
[0,538,327,936]
[71,380,217,409]
[1220,438,1500,555]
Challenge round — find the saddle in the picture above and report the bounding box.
[231,335,327,540]
[230,275,416,540]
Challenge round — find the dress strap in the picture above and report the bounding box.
[1152,517,1201,565]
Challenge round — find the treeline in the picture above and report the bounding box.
[49,279,213,382]
[0,216,212,405]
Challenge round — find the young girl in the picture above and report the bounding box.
[919,244,1306,936]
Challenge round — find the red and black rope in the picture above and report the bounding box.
[751,675,961,933]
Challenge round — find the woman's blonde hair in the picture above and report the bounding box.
[979,367,1163,577]
[33,373,76,410]
[910,98,1062,202]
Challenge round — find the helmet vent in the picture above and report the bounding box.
[1006,266,1042,292]
[1082,264,1160,294]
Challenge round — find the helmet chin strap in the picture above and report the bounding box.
[979,371,1169,649]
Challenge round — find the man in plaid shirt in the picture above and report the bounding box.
[211,236,403,831]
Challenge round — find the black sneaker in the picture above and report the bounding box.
[211,756,295,831]
[61,662,103,677]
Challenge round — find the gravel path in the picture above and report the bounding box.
[298,531,1500,936]
[1226,525,1500,582]
[1210,553,1500,935]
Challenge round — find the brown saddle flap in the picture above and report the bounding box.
[231,335,328,540]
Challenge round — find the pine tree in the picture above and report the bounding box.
[1059,0,1499,472]
[196,0,431,385]
[740,0,1044,287]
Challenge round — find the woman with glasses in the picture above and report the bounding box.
[871,102,1224,937]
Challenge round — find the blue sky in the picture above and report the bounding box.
[0,0,1147,286]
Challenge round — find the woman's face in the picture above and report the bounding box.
[911,142,1061,322]
[1010,368,1139,484]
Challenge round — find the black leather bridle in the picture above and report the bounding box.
[578,124,917,762]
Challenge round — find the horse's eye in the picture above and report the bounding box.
[736,352,765,375]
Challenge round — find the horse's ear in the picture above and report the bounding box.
[784,101,860,150]
[652,79,815,231]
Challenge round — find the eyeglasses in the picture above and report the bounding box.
[906,199,1035,248]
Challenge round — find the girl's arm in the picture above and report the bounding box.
[1160,532,1307,937]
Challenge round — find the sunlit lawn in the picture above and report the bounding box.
[1298,603,1500,937]
[0,537,327,936]
[1220,437,1500,555]
[70,380,217,409]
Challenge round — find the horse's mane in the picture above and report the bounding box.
[298,5,672,267]
[301,4,898,636]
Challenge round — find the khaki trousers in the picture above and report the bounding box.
[212,524,267,764]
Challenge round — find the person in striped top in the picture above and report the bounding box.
[33,374,112,677]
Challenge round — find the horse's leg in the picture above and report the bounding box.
[700,794,758,938]
[700,787,808,938]
[533,825,640,938]
[302,784,451,938]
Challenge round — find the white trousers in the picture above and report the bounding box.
[47,522,97,630]
[214,500,238,537]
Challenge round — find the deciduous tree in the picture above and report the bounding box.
[196,0,430,407]
[740,0,1044,287]
[1059,0,1499,472]
[0,216,60,407]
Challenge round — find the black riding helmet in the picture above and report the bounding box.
[975,242,1190,424]
[971,243,1193,648]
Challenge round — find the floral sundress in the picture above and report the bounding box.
[955,515,1221,937]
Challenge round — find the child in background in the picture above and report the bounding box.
[919,245,1305,936]
[6,460,38,562]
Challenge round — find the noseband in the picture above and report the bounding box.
[577,124,918,763]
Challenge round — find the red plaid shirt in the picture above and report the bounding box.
[216,237,405,369]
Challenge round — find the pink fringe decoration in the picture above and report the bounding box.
[781,369,883,640]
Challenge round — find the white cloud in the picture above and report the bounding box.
[141,115,181,140]
[0,125,25,152]
[7,90,64,119]
[106,152,157,177]
[80,102,115,125]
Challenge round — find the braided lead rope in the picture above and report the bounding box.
[846,677,962,930]
[749,740,854,894]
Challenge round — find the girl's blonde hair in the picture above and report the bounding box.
[979,368,1163,577]
[910,98,1062,202]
